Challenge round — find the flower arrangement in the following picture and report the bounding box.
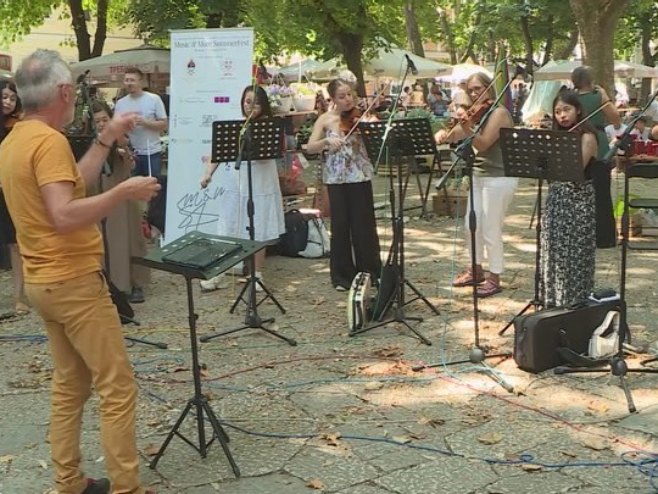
[265,84,295,110]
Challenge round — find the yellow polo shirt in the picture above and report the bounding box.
[0,120,103,283]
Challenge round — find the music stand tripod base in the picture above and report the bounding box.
[200,118,295,346]
[134,232,248,476]
[353,118,441,345]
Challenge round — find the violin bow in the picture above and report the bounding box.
[568,100,613,133]
[345,81,392,139]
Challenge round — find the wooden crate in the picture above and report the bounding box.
[433,193,468,218]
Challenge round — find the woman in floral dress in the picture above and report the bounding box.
[541,90,598,308]
[306,78,381,291]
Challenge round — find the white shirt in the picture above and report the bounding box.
[645,100,658,123]
[604,123,627,142]
[115,91,167,155]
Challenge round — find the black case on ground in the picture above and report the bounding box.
[513,300,622,373]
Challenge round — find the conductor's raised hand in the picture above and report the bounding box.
[105,112,139,141]
[118,176,161,202]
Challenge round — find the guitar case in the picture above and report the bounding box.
[513,299,622,373]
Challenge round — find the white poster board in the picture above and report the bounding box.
[165,28,254,243]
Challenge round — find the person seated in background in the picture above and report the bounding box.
[630,115,650,141]
[428,84,449,116]
[604,121,628,143]
[409,83,426,107]
[652,124,658,141]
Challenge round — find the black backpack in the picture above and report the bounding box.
[279,209,309,257]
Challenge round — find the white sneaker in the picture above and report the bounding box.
[199,274,228,292]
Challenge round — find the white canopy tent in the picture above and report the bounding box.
[275,58,343,82]
[69,45,170,87]
[364,47,451,79]
[534,60,658,81]
[438,63,493,83]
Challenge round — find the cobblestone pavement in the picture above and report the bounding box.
[1,174,658,494]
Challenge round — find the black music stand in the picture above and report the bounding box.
[133,230,265,476]
[553,162,658,413]
[497,128,585,336]
[67,135,95,161]
[200,118,295,346]
[354,119,440,345]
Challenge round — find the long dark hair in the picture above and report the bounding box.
[241,85,272,119]
[552,89,597,137]
[0,80,22,120]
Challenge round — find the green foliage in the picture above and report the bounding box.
[0,0,56,47]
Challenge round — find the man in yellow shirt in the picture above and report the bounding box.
[0,50,160,494]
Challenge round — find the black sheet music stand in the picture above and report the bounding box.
[201,118,295,346]
[133,230,266,476]
[497,128,584,337]
[354,119,440,345]
[362,118,439,217]
[67,135,94,161]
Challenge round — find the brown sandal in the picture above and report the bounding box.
[476,279,502,298]
[452,269,485,287]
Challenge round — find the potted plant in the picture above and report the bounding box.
[291,83,320,112]
[266,84,295,113]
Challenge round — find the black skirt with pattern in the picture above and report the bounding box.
[540,180,596,308]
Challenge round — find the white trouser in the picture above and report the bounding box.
[464,175,518,275]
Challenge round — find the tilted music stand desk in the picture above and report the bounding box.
[133,230,270,477]
[202,118,296,346]
[355,119,440,345]
[498,128,584,337]
[363,118,439,218]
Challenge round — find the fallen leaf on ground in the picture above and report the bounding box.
[579,435,609,451]
[37,459,48,469]
[418,416,445,428]
[521,463,542,472]
[478,432,503,445]
[0,455,15,464]
[392,435,412,444]
[143,444,161,456]
[364,382,384,391]
[307,478,326,490]
[320,432,342,447]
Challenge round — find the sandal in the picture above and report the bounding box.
[452,269,485,287]
[476,279,502,298]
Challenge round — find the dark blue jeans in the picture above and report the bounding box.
[133,152,162,178]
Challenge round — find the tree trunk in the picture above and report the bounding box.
[404,0,424,57]
[555,25,579,61]
[459,12,481,64]
[337,32,366,97]
[438,9,457,64]
[639,18,654,103]
[520,11,535,75]
[91,0,108,58]
[68,0,91,61]
[542,15,555,66]
[569,0,631,96]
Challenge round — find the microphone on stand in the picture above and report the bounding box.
[236,110,256,170]
[404,54,419,76]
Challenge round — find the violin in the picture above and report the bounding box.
[339,107,364,136]
[463,99,494,127]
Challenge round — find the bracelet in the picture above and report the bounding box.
[95,137,112,149]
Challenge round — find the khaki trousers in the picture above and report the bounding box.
[26,271,144,494]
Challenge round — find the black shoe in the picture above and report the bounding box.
[129,287,145,304]
[82,478,111,494]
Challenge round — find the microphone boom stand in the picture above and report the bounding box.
[412,96,514,393]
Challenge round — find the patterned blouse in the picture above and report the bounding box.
[323,129,374,185]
